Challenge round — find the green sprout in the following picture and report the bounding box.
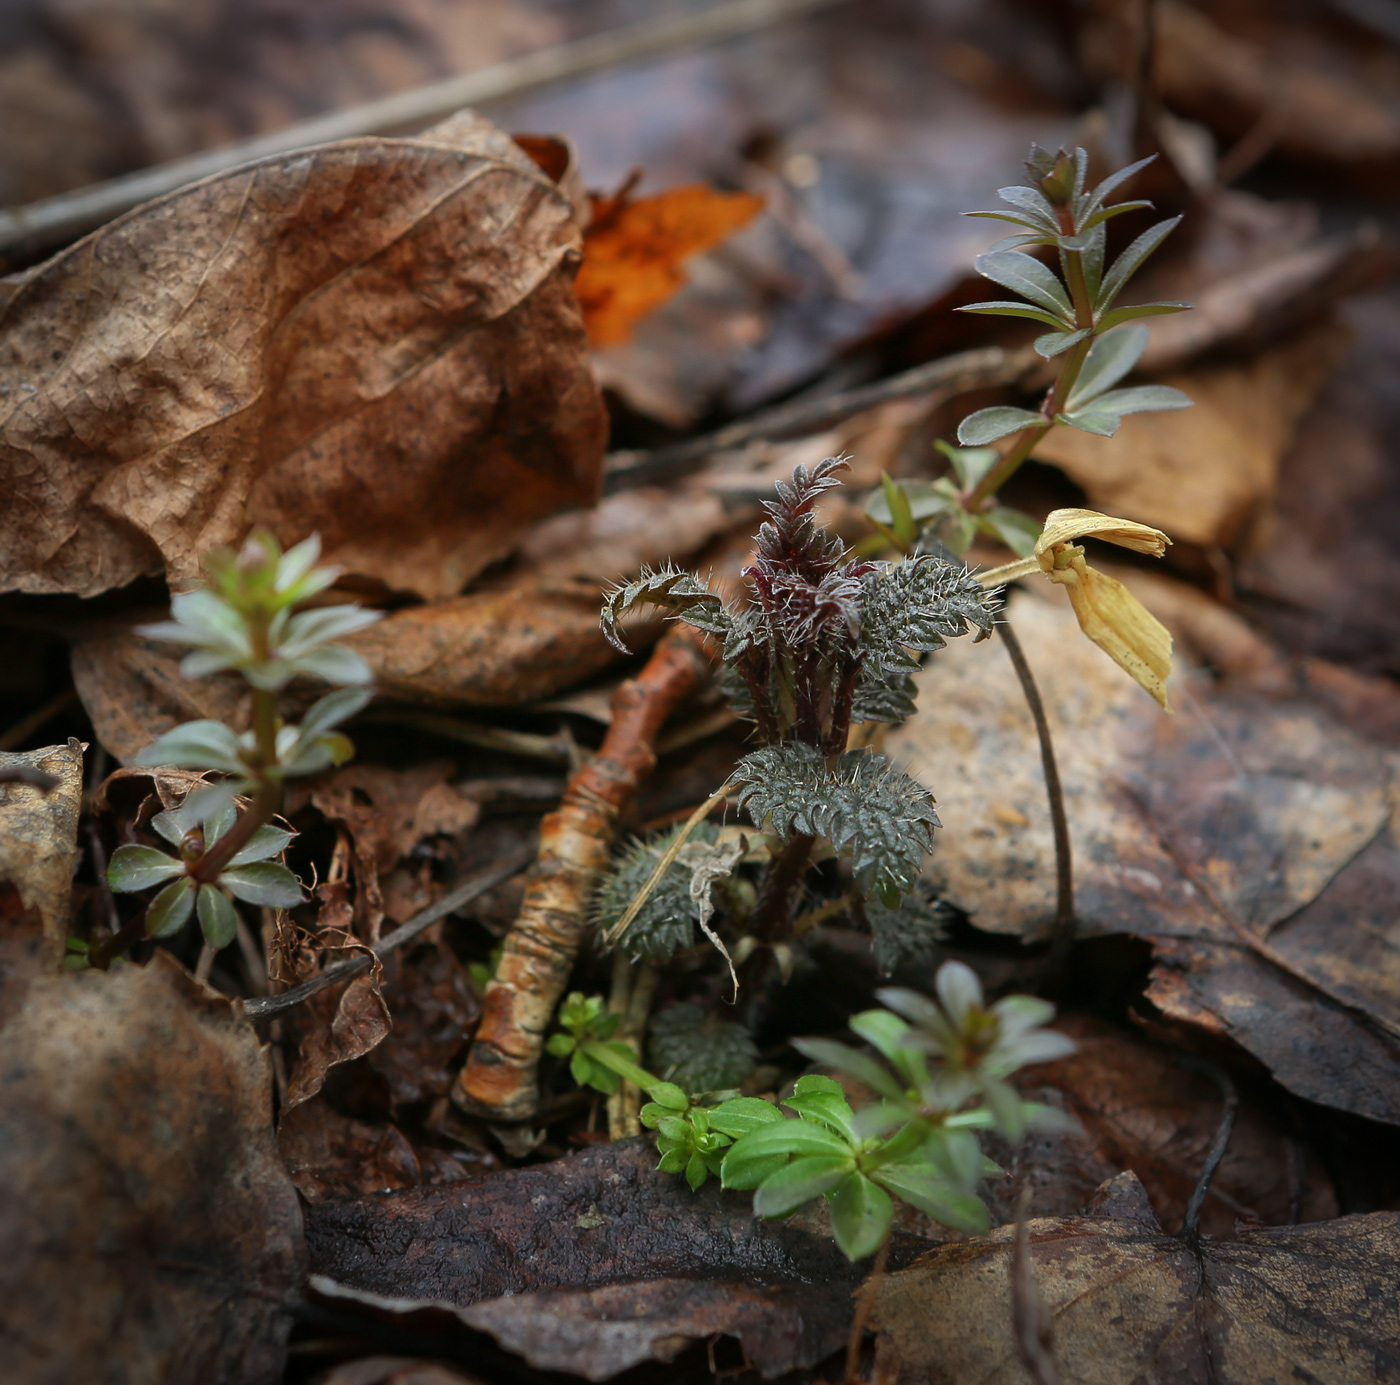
[102,532,379,965]
[720,961,1076,1260]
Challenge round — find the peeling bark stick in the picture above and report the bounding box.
[456,624,716,1121]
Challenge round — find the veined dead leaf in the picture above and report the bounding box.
[870,1204,1400,1385]
[0,110,606,602]
[576,183,764,347]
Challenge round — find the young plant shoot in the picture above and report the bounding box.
[102,532,380,968]
[602,455,999,947]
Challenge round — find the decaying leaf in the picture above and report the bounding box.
[0,737,82,953]
[869,1200,1400,1384]
[71,479,746,762]
[890,588,1400,1122]
[0,110,606,602]
[304,1139,911,1380]
[1006,1015,1336,1238]
[0,938,304,1384]
[312,1359,484,1385]
[277,1098,423,1204]
[1034,324,1348,549]
[576,182,764,348]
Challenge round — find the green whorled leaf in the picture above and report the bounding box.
[283,643,374,687]
[648,1002,757,1093]
[1034,326,1091,359]
[720,1145,792,1191]
[645,1081,690,1113]
[106,844,184,893]
[1076,198,1153,233]
[934,439,1000,491]
[956,406,1045,447]
[226,824,294,867]
[1075,222,1107,303]
[656,1147,687,1175]
[792,1074,846,1098]
[925,1126,985,1192]
[724,1117,852,1163]
[848,1008,914,1071]
[1058,383,1192,438]
[972,250,1074,321]
[685,1151,711,1191]
[791,1037,906,1103]
[132,719,245,773]
[146,876,197,937]
[1077,152,1157,223]
[955,300,1070,330]
[977,506,1042,560]
[279,603,381,657]
[869,1163,990,1234]
[982,1074,1028,1141]
[781,1091,859,1141]
[141,588,250,656]
[600,564,735,655]
[753,1155,855,1219]
[299,686,374,738]
[1065,325,1149,410]
[878,472,918,546]
[273,534,326,594]
[962,209,1048,232]
[1094,216,1182,312]
[708,1096,785,1139]
[1095,301,1190,332]
[196,884,239,949]
[217,861,305,908]
[827,1171,894,1261]
[545,1032,576,1058]
[993,184,1060,229]
[281,730,356,778]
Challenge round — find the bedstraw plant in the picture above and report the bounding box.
[101,532,379,972]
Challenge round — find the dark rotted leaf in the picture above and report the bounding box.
[277,1099,422,1204]
[0,939,303,1384]
[304,1140,933,1380]
[869,1206,1400,1384]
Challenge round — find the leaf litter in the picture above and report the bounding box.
[3,2,1400,1383]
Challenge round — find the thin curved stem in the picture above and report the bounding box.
[998,621,1074,966]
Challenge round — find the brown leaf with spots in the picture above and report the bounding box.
[0,109,605,601]
[0,939,304,1384]
[891,588,1400,1123]
[0,737,83,955]
[576,183,764,347]
[869,1204,1400,1385]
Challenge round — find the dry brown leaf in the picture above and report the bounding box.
[72,480,745,761]
[305,1139,892,1381]
[575,183,764,348]
[1,109,606,601]
[1033,324,1348,548]
[890,587,1400,1122]
[0,737,83,954]
[869,1206,1400,1385]
[0,938,304,1384]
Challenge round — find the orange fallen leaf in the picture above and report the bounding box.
[576,182,764,347]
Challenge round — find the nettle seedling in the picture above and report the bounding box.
[602,454,1000,951]
[102,533,379,973]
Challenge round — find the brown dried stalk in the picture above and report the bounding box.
[455,624,715,1120]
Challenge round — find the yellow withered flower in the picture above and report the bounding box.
[979,507,1174,710]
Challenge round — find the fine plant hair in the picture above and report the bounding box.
[602,454,999,943]
[99,532,379,977]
